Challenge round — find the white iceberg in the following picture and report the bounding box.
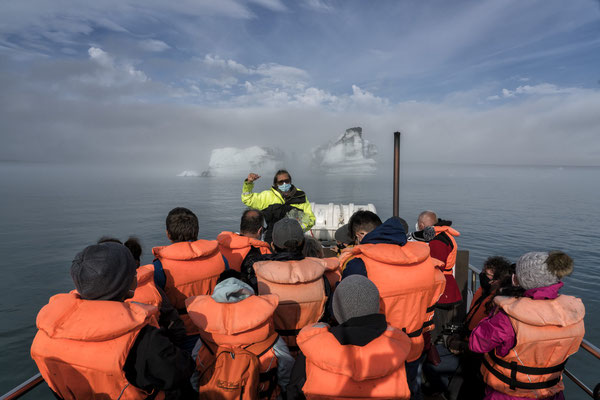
[177,170,200,177]
[202,146,285,177]
[311,127,377,175]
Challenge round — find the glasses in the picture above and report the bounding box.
[276,179,291,185]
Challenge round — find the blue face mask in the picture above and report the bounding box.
[278,183,291,192]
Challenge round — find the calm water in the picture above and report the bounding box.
[1,162,599,398]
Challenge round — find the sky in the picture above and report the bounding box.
[1,0,600,169]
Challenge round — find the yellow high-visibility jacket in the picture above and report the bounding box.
[242,180,316,232]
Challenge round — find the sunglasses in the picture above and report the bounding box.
[276,179,291,185]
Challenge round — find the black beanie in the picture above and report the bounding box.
[71,242,136,301]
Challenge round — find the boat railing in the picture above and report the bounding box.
[459,250,600,399]
[0,373,43,400]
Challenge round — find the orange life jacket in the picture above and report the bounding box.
[298,323,412,399]
[481,295,585,398]
[465,287,494,331]
[432,226,460,275]
[31,292,163,400]
[253,257,328,352]
[128,264,163,308]
[339,242,446,361]
[217,231,272,272]
[152,240,226,335]
[186,294,280,398]
[322,257,341,291]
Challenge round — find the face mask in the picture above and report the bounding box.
[479,271,492,293]
[278,183,291,192]
[415,222,420,232]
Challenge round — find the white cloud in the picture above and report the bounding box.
[248,0,287,11]
[139,39,170,52]
[500,83,582,98]
[303,0,333,11]
[83,46,148,86]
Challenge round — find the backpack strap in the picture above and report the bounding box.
[244,332,279,357]
[244,333,280,399]
[152,259,167,290]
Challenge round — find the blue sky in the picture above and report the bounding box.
[1,0,600,167]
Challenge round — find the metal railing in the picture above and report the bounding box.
[0,374,43,400]
[465,258,600,399]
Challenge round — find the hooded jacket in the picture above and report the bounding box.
[186,278,295,391]
[241,180,316,242]
[340,217,446,361]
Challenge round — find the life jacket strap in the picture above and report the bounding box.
[405,319,434,338]
[276,328,301,337]
[482,352,565,390]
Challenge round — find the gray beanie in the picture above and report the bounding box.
[71,242,137,301]
[333,275,381,324]
[515,251,559,290]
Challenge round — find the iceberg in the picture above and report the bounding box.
[177,170,200,177]
[311,127,377,175]
[202,146,285,177]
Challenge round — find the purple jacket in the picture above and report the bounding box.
[469,282,566,400]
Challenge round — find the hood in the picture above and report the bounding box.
[211,278,255,303]
[361,217,407,246]
[152,240,218,261]
[36,293,154,342]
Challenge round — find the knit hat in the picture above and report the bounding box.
[272,218,305,249]
[333,275,380,324]
[516,251,574,290]
[71,242,137,301]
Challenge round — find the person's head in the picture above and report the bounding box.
[71,242,137,301]
[333,275,381,324]
[273,169,292,192]
[272,218,305,253]
[124,237,142,267]
[417,210,437,230]
[348,210,382,244]
[97,236,122,245]
[240,209,265,240]
[166,207,199,242]
[302,237,324,258]
[515,251,574,290]
[334,224,353,247]
[480,256,512,292]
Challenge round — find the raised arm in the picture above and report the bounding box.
[241,173,273,210]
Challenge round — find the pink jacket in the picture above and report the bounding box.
[469,282,566,400]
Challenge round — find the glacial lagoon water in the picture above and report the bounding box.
[1,162,599,398]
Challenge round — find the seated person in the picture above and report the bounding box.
[287,275,412,399]
[31,242,195,399]
[218,209,272,272]
[250,219,332,353]
[186,274,294,398]
[470,251,585,400]
[152,207,227,351]
[97,236,187,347]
